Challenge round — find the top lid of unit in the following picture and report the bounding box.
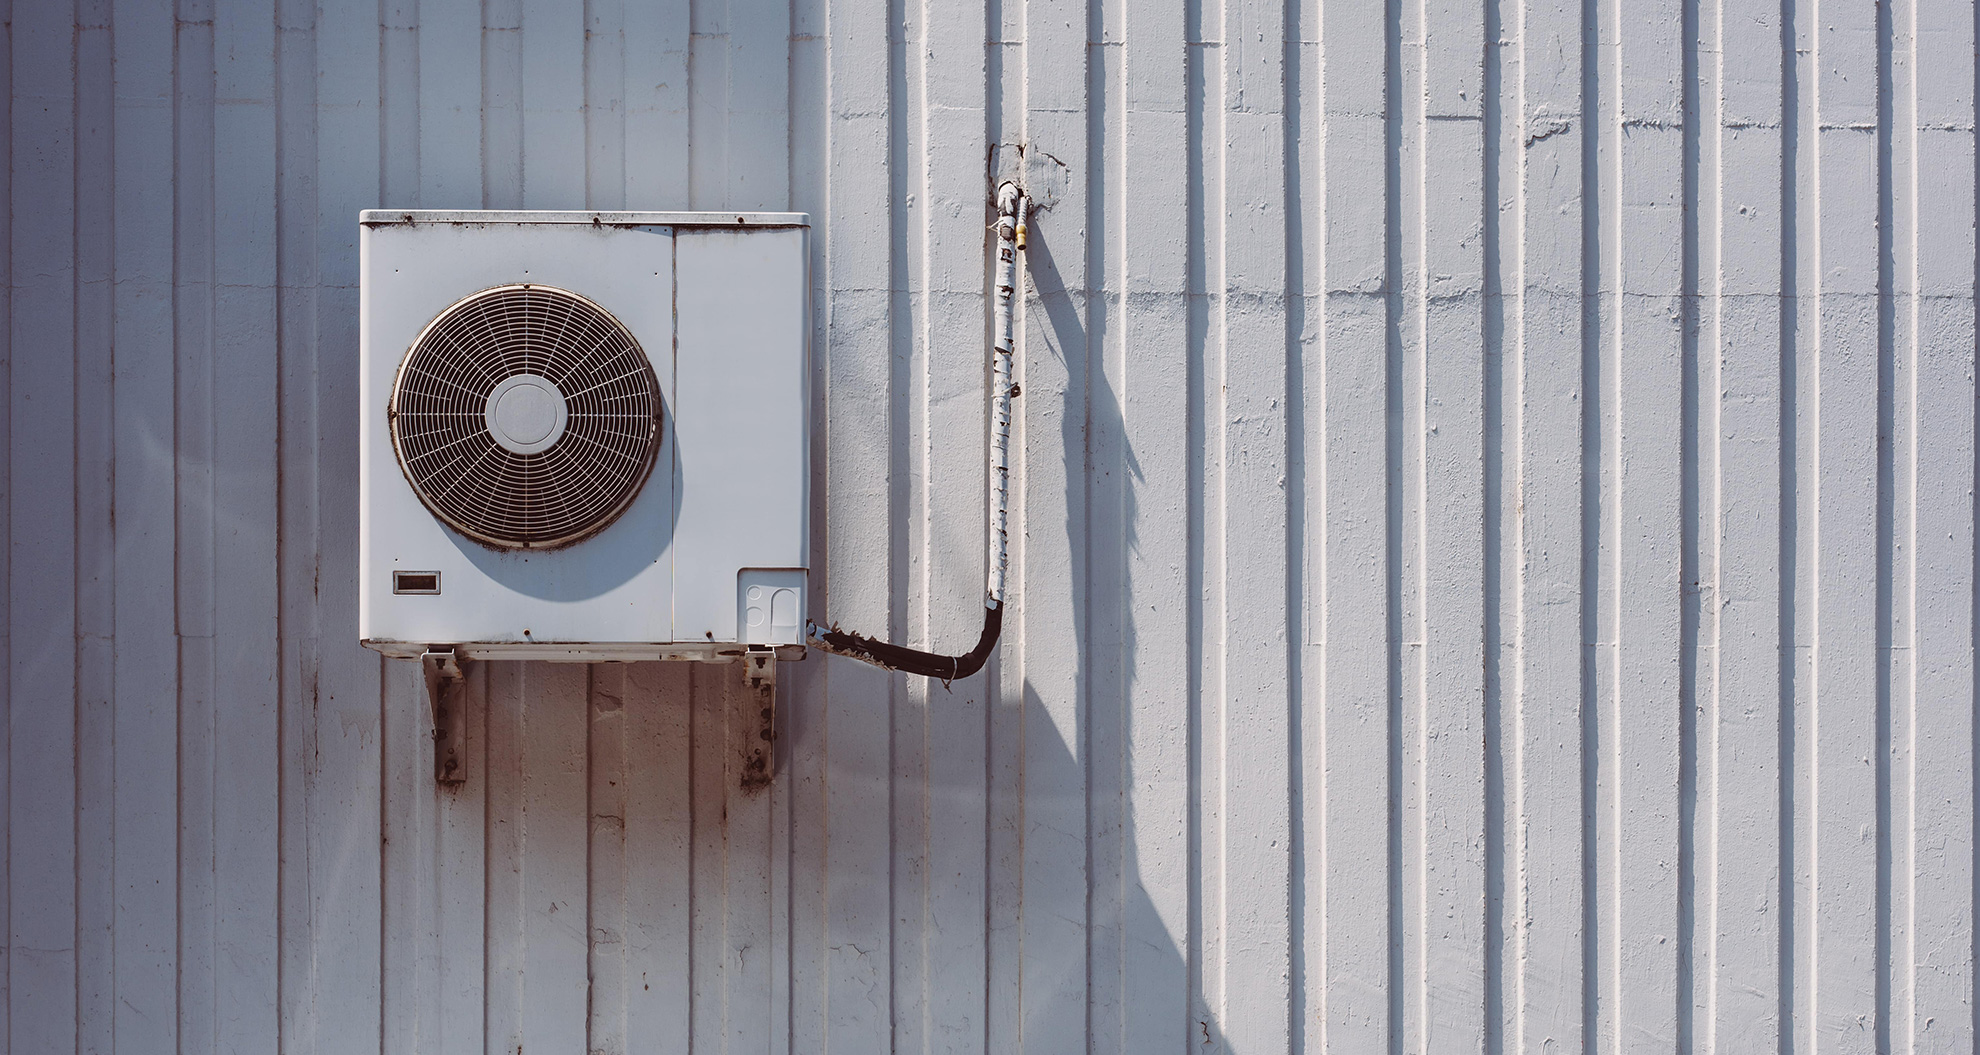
[360,209,811,228]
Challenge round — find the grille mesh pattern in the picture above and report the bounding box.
[390,284,662,549]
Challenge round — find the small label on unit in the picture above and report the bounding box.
[394,570,442,595]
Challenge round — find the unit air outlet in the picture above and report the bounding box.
[389,283,663,550]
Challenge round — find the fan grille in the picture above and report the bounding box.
[390,284,663,550]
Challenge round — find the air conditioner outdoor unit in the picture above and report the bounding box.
[358,210,810,680]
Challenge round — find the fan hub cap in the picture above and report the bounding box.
[485,373,568,454]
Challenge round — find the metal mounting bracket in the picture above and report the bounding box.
[743,645,777,692]
[741,645,777,786]
[421,649,469,784]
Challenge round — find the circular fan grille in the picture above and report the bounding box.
[390,284,662,550]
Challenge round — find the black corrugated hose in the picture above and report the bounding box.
[809,605,1003,682]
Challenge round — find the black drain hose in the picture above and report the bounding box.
[809,604,1002,682]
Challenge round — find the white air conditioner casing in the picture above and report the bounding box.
[358,210,810,662]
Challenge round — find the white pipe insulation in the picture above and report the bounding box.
[987,181,1024,610]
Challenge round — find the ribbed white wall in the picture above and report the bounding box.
[4,0,1975,1052]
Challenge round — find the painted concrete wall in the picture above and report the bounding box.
[4,0,1976,1052]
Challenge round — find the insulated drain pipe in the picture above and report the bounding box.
[806,182,1027,681]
